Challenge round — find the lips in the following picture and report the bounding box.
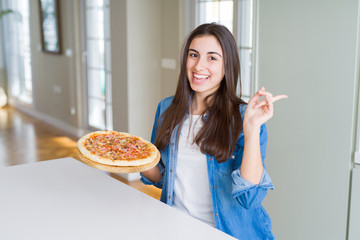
[193,73,209,84]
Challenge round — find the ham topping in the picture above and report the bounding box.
[84,133,152,161]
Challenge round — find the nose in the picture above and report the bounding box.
[194,57,206,71]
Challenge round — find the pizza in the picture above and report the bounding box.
[77,131,159,167]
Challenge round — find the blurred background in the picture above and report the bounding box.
[0,0,360,239]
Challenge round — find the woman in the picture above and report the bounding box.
[140,23,287,239]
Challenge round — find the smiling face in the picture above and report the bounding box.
[186,35,225,99]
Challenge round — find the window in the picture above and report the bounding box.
[2,0,33,104]
[197,0,233,33]
[196,0,256,100]
[82,0,112,130]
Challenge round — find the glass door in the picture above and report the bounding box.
[82,0,112,130]
[2,0,33,105]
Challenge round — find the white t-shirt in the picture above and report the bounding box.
[173,114,215,227]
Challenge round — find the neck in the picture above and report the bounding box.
[190,93,208,115]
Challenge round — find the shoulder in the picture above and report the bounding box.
[157,96,174,114]
[159,96,174,107]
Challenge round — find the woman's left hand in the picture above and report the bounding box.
[244,87,288,132]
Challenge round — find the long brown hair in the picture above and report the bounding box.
[155,23,246,162]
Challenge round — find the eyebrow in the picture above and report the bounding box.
[188,48,222,57]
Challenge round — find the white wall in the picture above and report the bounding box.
[126,0,162,140]
[110,0,128,133]
[257,0,359,239]
[30,0,79,129]
[161,0,181,98]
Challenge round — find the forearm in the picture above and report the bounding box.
[240,127,263,184]
[141,166,162,183]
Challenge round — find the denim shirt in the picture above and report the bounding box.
[140,96,276,240]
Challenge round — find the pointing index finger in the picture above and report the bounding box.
[272,95,288,103]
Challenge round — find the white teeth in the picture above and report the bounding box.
[194,73,209,79]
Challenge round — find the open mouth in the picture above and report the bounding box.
[193,73,210,84]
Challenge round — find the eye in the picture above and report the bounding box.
[209,56,217,61]
[189,52,198,58]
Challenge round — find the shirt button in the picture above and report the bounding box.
[171,142,174,146]
[170,169,173,173]
[168,195,171,199]
[231,155,235,159]
[215,213,218,216]
[212,185,215,189]
[209,157,213,160]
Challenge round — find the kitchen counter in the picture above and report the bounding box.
[0,157,235,240]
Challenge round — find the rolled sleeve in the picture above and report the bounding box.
[140,160,165,189]
[231,168,274,209]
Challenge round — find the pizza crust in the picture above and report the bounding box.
[77,131,159,167]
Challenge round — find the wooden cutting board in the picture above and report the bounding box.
[76,150,161,173]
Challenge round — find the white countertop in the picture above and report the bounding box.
[0,157,235,240]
